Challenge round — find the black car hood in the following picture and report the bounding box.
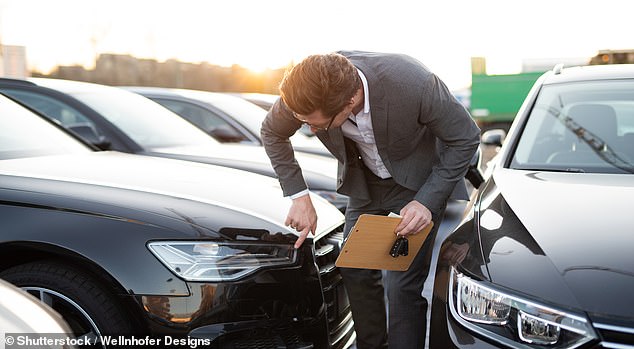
[486,168,634,319]
[0,152,344,240]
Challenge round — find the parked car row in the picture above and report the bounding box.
[0,92,354,347]
[122,87,330,157]
[0,78,349,212]
[0,76,478,349]
[3,63,633,349]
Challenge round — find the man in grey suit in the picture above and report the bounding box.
[261,51,480,348]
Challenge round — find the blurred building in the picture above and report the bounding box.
[589,49,634,65]
[43,53,286,94]
[521,57,589,73]
[0,44,27,78]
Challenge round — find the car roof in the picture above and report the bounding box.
[543,64,634,85]
[125,86,243,104]
[29,77,112,93]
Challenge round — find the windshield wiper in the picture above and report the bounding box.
[538,105,634,174]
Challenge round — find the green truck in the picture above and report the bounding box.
[469,50,634,131]
[469,71,543,131]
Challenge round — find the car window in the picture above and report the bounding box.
[184,91,266,136]
[1,88,108,145]
[0,95,89,160]
[152,98,247,142]
[66,88,216,149]
[2,89,93,127]
[511,80,634,174]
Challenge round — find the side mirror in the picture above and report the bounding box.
[481,129,506,147]
[465,147,484,189]
[208,125,247,143]
[68,123,111,150]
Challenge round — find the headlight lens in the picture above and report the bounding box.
[148,242,296,282]
[312,190,348,211]
[450,267,597,348]
[458,273,511,324]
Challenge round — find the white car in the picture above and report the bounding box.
[124,87,330,157]
[0,278,75,349]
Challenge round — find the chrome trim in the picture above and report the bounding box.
[595,323,634,334]
[342,331,357,349]
[331,311,355,346]
[319,263,336,275]
[315,243,335,257]
[601,343,634,349]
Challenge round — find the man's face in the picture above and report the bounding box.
[293,103,354,133]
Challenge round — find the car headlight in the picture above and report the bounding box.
[312,190,348,211]
[148,241,297,282]
[449,267,597,348]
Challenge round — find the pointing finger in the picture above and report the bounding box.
[294,227,310,249]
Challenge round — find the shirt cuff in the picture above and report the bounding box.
[288,189,310,199]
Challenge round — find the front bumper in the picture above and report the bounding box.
[134,229,354,349]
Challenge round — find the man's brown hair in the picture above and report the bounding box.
[280,53,361,118]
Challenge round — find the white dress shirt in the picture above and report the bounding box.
[341,69,391,179]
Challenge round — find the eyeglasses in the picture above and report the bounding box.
[292,111,337,131]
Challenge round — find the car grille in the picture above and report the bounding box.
[595,323,634,349]
[314,226,355,349]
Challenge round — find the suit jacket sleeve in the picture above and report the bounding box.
[414,73,481,213]
[260,98,307,197]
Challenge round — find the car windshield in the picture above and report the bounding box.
[0,95,90,160]
[510,80,634,174]
[67,87,217,149]
[184,91,267,135]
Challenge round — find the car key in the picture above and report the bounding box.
[390,236,407,258]
[400,236,408,256]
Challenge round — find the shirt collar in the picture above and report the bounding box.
[357,68,371,114]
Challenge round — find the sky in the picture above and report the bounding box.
[0,0,632,90]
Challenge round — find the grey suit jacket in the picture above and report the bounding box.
[261,51,481,214]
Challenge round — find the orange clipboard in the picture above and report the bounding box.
[335,214,434,271]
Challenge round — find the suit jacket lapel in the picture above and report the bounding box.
[318,128,346,163]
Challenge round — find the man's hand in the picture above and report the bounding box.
[395,200,432,236]
[285,194,318,248]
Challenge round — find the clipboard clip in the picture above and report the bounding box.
[390,236,409,258]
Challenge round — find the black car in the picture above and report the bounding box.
[122,87,330,157]
[0,78,348,211]
[0,94,354,348]
[430,64,634,348]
